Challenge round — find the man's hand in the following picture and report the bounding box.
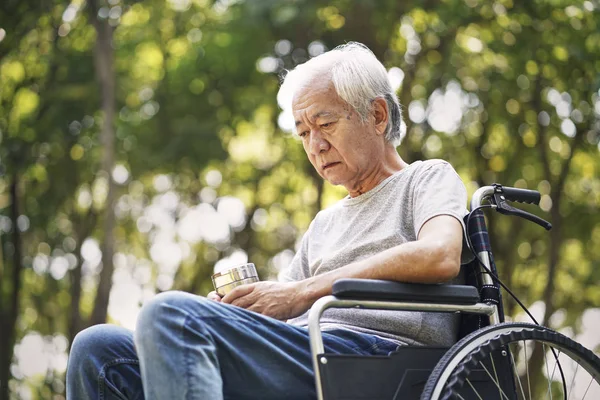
[221,281,310,321]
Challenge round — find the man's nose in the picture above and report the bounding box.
[309,131,330,155]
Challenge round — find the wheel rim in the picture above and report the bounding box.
[426,323,600,400]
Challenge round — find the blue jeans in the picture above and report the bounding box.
[66,291,399,400]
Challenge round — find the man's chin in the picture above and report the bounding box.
[323,176,345,187]
[319,168,346,187]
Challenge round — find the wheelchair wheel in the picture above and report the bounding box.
[421,322,600,400]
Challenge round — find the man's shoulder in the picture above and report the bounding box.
[383,159,455,188]
[413,159,453,172]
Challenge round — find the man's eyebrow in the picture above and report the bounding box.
[295,111,338,127]
[312,110,337,120]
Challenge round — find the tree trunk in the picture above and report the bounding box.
[524,82,584,390]
[68,212,96,345]
[0,174,23,400]
[88,1,117,326]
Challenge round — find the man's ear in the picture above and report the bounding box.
[372,97,389,136]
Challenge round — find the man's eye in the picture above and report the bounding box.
[321,123,332,128]
[299,131,309,138]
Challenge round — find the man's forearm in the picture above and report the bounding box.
[299,232,461,306]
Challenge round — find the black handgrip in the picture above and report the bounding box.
[497,186,541,205]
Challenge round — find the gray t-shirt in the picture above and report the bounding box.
[280,159,468,346]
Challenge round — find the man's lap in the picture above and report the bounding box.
[69,291,399,399]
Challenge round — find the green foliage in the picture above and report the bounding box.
[0,0,598,397]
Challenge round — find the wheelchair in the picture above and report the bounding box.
[307,184,600,400]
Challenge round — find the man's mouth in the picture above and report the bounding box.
[322,162,340,170]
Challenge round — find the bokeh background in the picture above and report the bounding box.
[0,0,599,398]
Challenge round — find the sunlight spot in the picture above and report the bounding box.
[50,256,69,280]
[157,191,179,212]
[109,279,142,330]
[539,194,553,211]
[81,238,101,263]
[195,203,230,244]
[426,82,468,134]
[538,111,550,126]
[217,196,246,230]
[17,215,30,232]
[153,174,172,192]
[167,0,191,11]
[150,240,182,273]
[251,208,268,229]
[517,242,531,259]
[556,101,571,119]
[275,39,292,56]
[200,187,217,203]
[257,56,279,73]
[15,333,48,377]
[156,274,174,291]
[308,41,326,57]
[278,110,295,133]
[272,249,295,273]
[112,164,130,185]
[387,67,405,92]
[214,249,248,273]
[466,37,483,53]
[187,28,202,43]
[408,100,426,123]
[560,119,576,138]
[549,136,563,153]
[205,170,222,187]
[62,5,78,22]
[547,88,561,106]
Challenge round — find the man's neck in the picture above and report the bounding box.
[347,150,408,197]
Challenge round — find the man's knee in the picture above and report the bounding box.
[134,291,214,343]
[69,324,132,373]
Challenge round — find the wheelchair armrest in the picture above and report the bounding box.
[332,279,480,305]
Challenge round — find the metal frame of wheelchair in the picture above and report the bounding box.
[307,185,599,400]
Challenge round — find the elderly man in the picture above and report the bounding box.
[66,42,467,399]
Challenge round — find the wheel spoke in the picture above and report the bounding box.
[524,340,532,400]
[478,361,510,400]
[568,362,580,398]
[582,376,593,400]
[543,344,553,400]
[509,343,527,400]
[490,351,502,400]
[465,379,482,400]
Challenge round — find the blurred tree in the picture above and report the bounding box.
[0,0,598,397]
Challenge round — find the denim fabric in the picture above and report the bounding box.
[66,291,399,400]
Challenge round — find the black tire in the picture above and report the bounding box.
[421,322,600,400]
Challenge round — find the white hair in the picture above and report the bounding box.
[278,42,403,147]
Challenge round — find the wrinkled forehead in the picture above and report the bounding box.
[291,76,342,114]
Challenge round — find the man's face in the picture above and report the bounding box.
[292,77,383,190]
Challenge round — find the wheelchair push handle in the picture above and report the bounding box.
[496,185,540,205]
[491,184,552,231]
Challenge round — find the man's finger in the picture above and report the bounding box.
[207,291,222,302]
[221,283,256,304]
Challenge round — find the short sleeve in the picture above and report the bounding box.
[412,161,468,238]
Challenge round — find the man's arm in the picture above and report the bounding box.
[221,214,462,320]
[296,214,463,304]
